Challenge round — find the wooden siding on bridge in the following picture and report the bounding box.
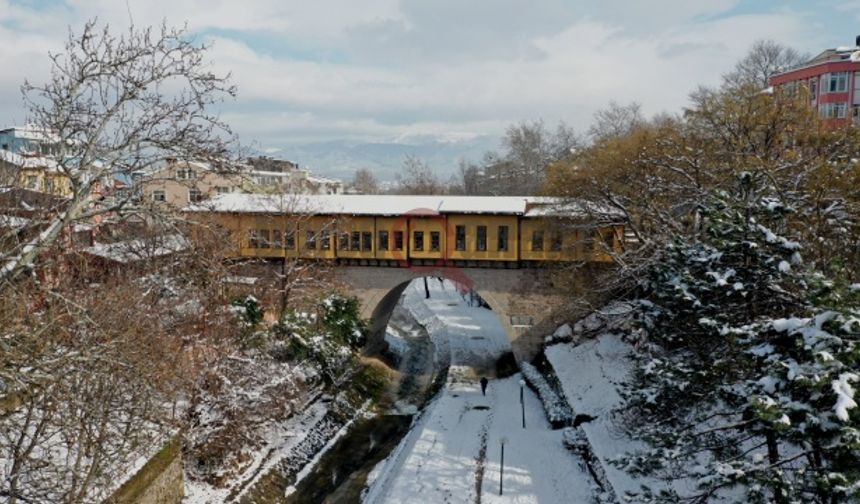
[373,216,406,260]
[519,218,622,262]
[410,216,447,260]
[188,210,622,265]
[446,215,519,261]
[335,215,375,259]
[297,216,337,259]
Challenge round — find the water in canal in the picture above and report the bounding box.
[283,300,444,504]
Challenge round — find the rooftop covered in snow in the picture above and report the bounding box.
[0,149,62,170]
[83,234,189,264]
[184,193,621,218]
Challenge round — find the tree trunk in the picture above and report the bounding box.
[281,257,289,313]
[766,430,788,504]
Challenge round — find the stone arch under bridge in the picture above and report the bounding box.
[334,265,568,361]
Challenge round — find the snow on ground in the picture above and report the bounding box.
[397,279,511,369]
[366,278,594,503]
[481,375,594,504]
[184,400,329,503]
[367,372,594,504]
[545,335,641,497]
[546,334,676,499]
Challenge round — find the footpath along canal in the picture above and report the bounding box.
[282,278,511,503]
[274,279,591,504]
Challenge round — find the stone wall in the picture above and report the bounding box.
[336,265,567,361]
[106,436,184,504]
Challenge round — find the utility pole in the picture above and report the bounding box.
[499,437,507,496]
[519,379,526,429]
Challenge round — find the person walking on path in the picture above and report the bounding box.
[480,376,489,396]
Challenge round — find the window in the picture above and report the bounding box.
[583,230,597,253]
[393,231,404,251]
[248,229,260,249]
[272,229,282,249]
[320,230,331,250]
[825,72,849,93]
[497,226,509,251]
[176,168,196,180]
[339,232,349,251]
[351,231,361,251]
[152,190,166,202]
[532,230,544,251]
[258,229,271,248]
[550,231,563,251]
[45,178,55,193]
[189,189,204,202]
[285,231,296,250]
[362,231,372,251]
[476,226,487,251]
[378,230,389,251]
[455,225,466,251]
[216,186,231,194]
[810,78,818,102]
[414,231,424,251]
[820,102,848,119]
[602,229,616,250]
[305,230,316,249]
[430,231,440,252]
[26,175,38,189]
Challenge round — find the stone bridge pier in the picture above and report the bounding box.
[334,265,567,361]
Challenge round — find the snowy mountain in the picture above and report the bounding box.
[269,136,501,181]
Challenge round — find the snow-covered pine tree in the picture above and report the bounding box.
[613,172,860,503]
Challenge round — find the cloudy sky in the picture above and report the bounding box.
[0,0,857,165]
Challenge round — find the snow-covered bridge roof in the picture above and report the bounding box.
[185,193,621,218]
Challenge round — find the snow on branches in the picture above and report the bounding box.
[612,177,860,503]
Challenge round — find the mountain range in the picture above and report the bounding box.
[272,135,501,183]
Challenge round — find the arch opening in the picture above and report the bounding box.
[339,265,563,362]
[364,276,514,374]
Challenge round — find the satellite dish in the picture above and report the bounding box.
[850,51,860,62]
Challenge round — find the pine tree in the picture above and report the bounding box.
[613,173,860,503]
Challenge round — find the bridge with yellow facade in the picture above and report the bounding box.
[187,194,622,358]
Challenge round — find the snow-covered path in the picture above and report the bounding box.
[366,280,595,503]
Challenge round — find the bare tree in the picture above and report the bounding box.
[457,160,482,195]
[1,20,236,286]
[0,225,238,503]
[469,120,579,195]
[588,101,644,142]
[350,167,380,194]
[394,155,446,194]
[723,39,809,90]
[0,19,239,503]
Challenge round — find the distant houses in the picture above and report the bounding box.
[0,125,345,208]
[136,156,344,209]
[135,159,246,208]
[0,124,346,281]
[0,126,72,196]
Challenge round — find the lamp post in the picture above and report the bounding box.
[519,379,526,429]
[499,436,508,496]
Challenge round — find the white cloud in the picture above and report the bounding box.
[0,0,827,150]
[208,9,817,143]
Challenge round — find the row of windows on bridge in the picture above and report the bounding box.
[247,225,612,252]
